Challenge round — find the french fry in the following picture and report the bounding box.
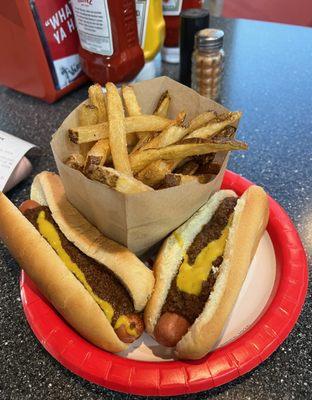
[130,118,238,186]
[195,174,215,184]
[88,84,107,122]
[180,137,237,145]
[79,145,91,160]
[135,154,195,188]
[131,90,172,151]
[131,111,186,153]
[134,154,214,188]
[67,83,247,195]
[139,113,240,184]
[179,174,200,184]
[68,115,173,144]
[147,123,187,149]
[90,166,153,194]
[193,153,215,165]
[174,160,199,175]
[122,85,142,145]
[122,87,172,142]
[142,112,240,181]
[130,139,248,173]
[157,173,213,189]
[157,173,199,189]
[64,154,85,172]
[130,132,159,153]
[79,104,99,125]
[186,112,242,140]
[106,82,132,176]
[157,173,182,189]
[154,90,170,117]
[186,111,217,134]
[136,115,187,152]
[126,133,140,146]
[135,159,176,187]
[215,125,236,138]
[126,115,172,136]
[122,85,142,116]
[78,104,99,157]
[197,162,221,175]
[84,138,110,175]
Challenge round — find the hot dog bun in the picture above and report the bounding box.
[0,172,154,353]
[144,186,269,359]
[30,171,154,311]
[0,191,127,352]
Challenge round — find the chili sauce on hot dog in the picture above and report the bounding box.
[22,203,143,343]
[155,197,237,346]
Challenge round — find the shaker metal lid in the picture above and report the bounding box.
[180,8,210,19]
[195,28,224,51]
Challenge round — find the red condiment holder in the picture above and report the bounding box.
[0,0,87,103]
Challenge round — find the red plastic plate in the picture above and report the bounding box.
[20,170,308,396]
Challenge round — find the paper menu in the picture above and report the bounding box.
[0,130,36,192]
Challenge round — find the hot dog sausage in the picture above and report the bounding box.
[154,312,190,347]
[19,200,40,214]
[115,314,144,344]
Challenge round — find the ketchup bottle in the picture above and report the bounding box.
[162,0,202,63]
[71,0,144,85]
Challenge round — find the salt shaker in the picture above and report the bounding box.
[191,29,225,100]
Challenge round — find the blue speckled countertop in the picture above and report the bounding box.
[0,17,311,400]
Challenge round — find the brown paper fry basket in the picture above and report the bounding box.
[51,76,240,254]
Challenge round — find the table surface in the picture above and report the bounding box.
[0,17,311,400]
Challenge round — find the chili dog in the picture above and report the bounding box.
[0,172,154,352]
[144,186,269,359]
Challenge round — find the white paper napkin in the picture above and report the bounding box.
[0,130,37,193]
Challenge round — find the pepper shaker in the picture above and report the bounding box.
[179,9,210,87]
[191,28,225,100]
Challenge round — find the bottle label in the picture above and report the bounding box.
[136,0,150,48]
[162,0,183,16]
[31,0,83,90]
[71,0,113,56]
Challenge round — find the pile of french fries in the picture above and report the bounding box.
[65,83,247,193]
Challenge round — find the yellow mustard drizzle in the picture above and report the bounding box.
[175,232,184,248]
[114,315,138,337]
[174,219,232,296]
[37,211,114,323]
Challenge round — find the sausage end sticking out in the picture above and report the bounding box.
[154,312,190,347]
[115,314,144,344]
[19,200,40,214]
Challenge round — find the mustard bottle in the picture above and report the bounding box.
[136,0,165,61]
